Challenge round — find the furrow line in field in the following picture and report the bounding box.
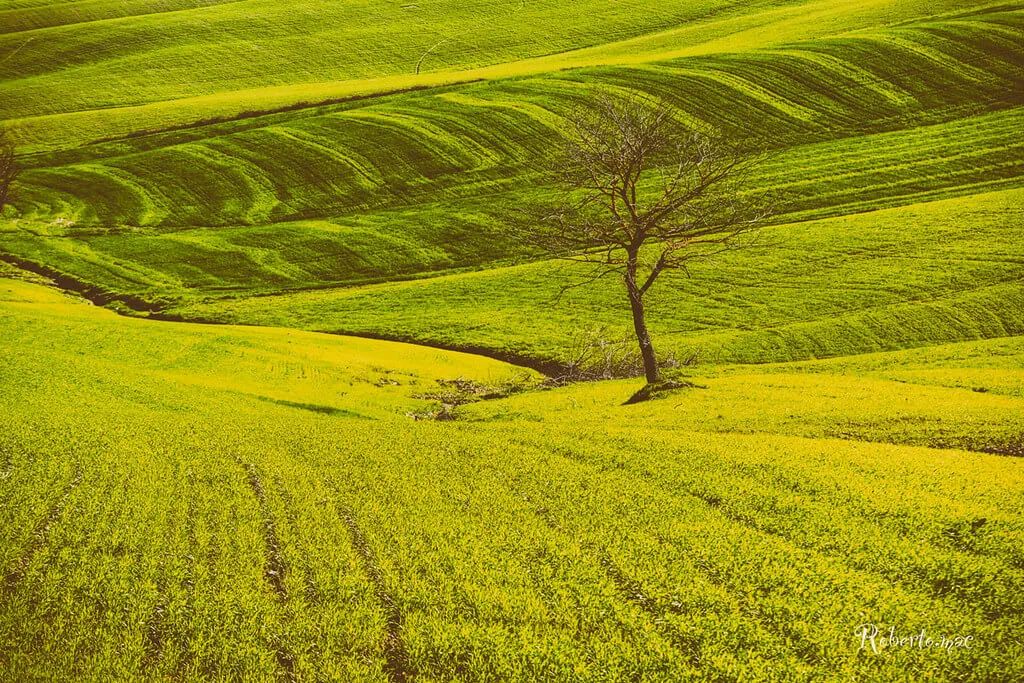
[595,548,705,666]
[172,467,200,681]
[240,462,289,600]
[142,574,168,672]
[0,442,12,476]
[509,432,1024,621]
[238,460,297,681]
[978,440,1024,458]
[530,503,704,666]
[509,460,867,668]
[273,474,323,606]
[2,464,82,591]
[142,460,191,673]
[529,477,829,668]
[336,504,413,683]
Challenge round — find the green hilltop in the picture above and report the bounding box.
[1,0,1023,679]
[2,5,1021,369]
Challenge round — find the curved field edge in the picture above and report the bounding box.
[1,0,1004,151]
[163,188,1024,370]
[1,275,1022,680]
[10,12,1024,227]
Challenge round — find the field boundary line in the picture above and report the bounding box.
[337,503,413,683]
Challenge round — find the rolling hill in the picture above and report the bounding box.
[2,278,1022,680]
[1,0,1023,680]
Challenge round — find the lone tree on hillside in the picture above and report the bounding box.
[0,128,20,215]
[521,95,771,388]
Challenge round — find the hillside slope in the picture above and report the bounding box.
[2,1,1023,679]
[165,188,1024,370]
[2,279,1022,681]
[1,0,1003,149]
[12,12,1023,228]
[2,9,1021,313]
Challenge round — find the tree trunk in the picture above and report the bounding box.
[625,265,661,384]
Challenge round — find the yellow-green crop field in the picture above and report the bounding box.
[1,0,1023,680]
[2,280,1023,681]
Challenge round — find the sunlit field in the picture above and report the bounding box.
[1,0,1022,680]
[2,280,1022,680]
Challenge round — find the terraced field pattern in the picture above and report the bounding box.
[1,0,1023,680]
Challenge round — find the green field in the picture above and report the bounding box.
[3,279,1023,680]
[167,188,1024,373]
[1,0,1007,150]
[1,0,1023,680]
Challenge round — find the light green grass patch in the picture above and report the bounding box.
[1,277,1022,680]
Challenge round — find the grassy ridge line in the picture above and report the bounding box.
[168,188,1024,368]
[0,0,799,121]
[0,278,531,418]
[2,280,1023,679]
[3,107,1019,300]
[0,0,247,34]
[1,0,1002,151]
[462,335,1024,452]
[11,16,1022,230]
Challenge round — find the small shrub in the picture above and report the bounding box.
[411,373,535,420]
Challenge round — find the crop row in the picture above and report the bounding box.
[1,287,1022,678]
[12,12,1023,231]
[4,73,1021,301]
[168,187,1024,369]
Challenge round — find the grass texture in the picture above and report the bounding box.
[1,279,1022,681]
[1,0,1002,149]
[1,1,1022,680]
[168,189,1024,370]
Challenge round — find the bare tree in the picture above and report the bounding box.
[522,95,771,386]
[0,128,19,215]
